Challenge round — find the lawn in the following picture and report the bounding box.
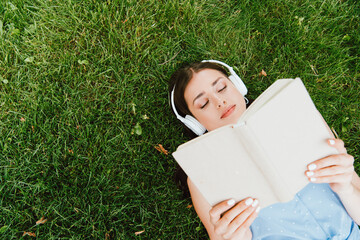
[0,0,359,239]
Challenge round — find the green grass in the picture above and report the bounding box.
[0,0,359,239]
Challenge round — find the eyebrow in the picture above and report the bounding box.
[192,77,223,105]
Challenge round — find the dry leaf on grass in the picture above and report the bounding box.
[36,216,48,225]
[105,232,110,240]
[20,117,26,122]
[259,69,267,77]
[23,232,36,237]
[154,144,168,155]
[135,230,145,236]
[186,204,193,209]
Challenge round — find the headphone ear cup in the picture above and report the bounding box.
[184,115,206,136]
[228,74,248,96]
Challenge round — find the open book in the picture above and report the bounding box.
[172,78,337,208]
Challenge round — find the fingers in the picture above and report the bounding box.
[210,198,260,239]
[305,139,355,188]
[228,208,259,239]
[209,199,238,224]
[306,165,354,183]
[220,198,257,225]
[306,164,354,178]
[306,153,354,174]
[308,172,354,184]
[222,200,260,238]
[328,138,347,154]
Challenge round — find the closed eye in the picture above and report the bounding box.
[200,100,209,109]
[218,85,227,92]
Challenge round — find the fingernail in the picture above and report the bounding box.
[329,139,335,145]
[252,199,259,207]
[306,171,314,177]
[308,164,317,171]
[245,198,253,206]
[227,199,235,206]
[310,177,316,182]
[256,206,261,213]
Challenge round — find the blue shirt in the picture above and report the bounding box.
[250,183,360,239]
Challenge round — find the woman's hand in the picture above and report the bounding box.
[305,138,355,195]
[209,198,260,240]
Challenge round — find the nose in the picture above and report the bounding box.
[217,99,227,108]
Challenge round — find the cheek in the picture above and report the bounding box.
[202,114,223,132]
[191,109,217,130]
[232,91,246,108]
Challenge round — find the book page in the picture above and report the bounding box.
[234,124,295,204]
[244,78,337,199]
[173,125,279,207]
[239,78,292,121]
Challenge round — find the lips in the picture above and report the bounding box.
[221,105,236,119]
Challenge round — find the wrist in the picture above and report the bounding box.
[243,229,252,240]
[333,184,354,197]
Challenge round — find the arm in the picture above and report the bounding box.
[338,172,360,225]
[305,139,360,225]
[188,178,259,240]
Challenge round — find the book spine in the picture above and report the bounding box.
[235,124,294,203]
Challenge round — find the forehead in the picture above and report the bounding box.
[187,69,227,90]
[184,68,227,102]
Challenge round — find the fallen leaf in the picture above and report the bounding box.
[31,126,35,132]
[25,57,34,63]
[186,204,193,209]
[105,232,110,240]
[259,69,267,77]
[135,230,145,236]
[77,59,89,65]
[142,114,149,120]
[36,216,48,225]
[68,149,74,154]
[20,117,26,122]
[23,232,36,237]
[154,144,168,155]
[131,123,142,135]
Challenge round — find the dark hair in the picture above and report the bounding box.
[168,61,229,198]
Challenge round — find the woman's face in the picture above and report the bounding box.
[184,68,246,131]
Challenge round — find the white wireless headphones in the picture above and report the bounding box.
[170,60,248,136]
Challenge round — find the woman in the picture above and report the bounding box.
[169,60,360,239]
